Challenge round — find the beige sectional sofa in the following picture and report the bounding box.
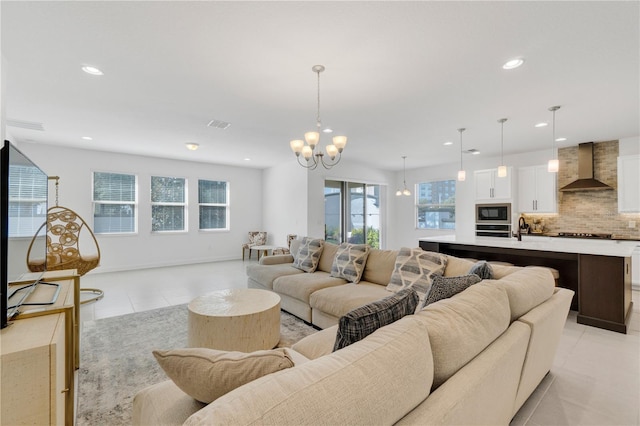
[133,240,573,425]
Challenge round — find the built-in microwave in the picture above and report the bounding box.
[476,203,511,224]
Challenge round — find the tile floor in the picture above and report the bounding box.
[80,259,640,425]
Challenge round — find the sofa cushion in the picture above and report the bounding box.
[133,379,206,426]
[292,237,325,272]
[333,287,419,351]
[330,242,370,283]
[273,271,346,303]
[485,266,556,322]
[292,325,339,360]
[386,247,447,301]
[317,241,339,273]
[422,274,482,307]
[469,260,494,279]
[183,315,434,426]
[416,283,510,389]
[362,248,398,285]
[246,263,303,290]
[152,348,294,404]
[443,255,476,277]
[310,283,394,319]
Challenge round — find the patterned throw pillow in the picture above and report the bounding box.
[330,243,370,283]
[386,248,448,302]
[468,260,493,279]
[333,288,419,351]
[292,237,325,272]
[421,274,482,308]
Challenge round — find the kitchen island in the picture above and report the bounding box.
[419,235,638,333]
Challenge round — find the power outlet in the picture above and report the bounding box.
[629,221,637,229]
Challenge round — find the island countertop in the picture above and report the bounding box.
[418,234,639,258]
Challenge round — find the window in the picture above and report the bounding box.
[93,172,137,234]
[324,180,381,248]
[198,180,228,230]
[8,164,48,237]
[151,176,186,232]
[416,180,456,229]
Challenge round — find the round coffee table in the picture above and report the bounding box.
[187,288,281,352]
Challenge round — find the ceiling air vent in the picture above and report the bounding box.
[6,119,45,131]
[207,119,231,130]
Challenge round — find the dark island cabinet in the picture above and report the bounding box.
[419,240,633,333]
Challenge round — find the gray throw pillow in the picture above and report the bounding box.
[330,243,370,283]
[292,237,324,272]
[333,288,419,351]
[421,274,482,308]
[468,260,493,279]
[386,247,448,302]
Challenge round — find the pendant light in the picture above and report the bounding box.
[396,156,411,196]
[497,118,508,178]
[547,106,561,173]
[457,128,466,181]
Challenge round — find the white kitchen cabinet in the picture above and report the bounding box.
[618,155,640,213]
[474,168,512,201]
[517,165,557,213]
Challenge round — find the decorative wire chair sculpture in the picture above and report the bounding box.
[26,176,104,304]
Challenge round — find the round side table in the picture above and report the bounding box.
[187,288,281,352]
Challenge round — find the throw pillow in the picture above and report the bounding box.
[468,260,493,279]
[330,242,370,283]
[421,274,482,308]
[386,247,448,302]
[292,237,325,272]
[333,287,419,351]
[153,347,294,403]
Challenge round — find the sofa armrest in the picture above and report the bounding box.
[291,325,338,360]
[260,254,294,265]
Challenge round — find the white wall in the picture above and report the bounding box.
[17,143,263,273]
[262,160,308,246]
[619,137,640,156]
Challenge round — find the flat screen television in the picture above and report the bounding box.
[1,140,50,328]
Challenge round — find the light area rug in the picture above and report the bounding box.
[76,303,317,425]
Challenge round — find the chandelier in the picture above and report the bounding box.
[289,65,347,170]
[396,156,411,196]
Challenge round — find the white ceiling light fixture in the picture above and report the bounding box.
[547,105,561,173]
[443,141,453,146]
[81,136,93,141]
[535,122,548,128]
[396,156,411,197]
[497,118,508,178]
[457,128,466,182]
[503,58,525,70]
[556,137,567,142]
[185,143,199,151]
[82,65,103,76]
[289,65,347,170]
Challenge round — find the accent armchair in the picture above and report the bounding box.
[242,231,267,260]
[272,234,297,255]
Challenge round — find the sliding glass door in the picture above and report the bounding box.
[324,180,381,248]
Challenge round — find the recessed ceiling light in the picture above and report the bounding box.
[82,65,104,76]
[185,143,199,151]
[244,158,251,161]
[535,122,548,128]
[503,58,525,70]
[81,136,93,141]
[555,137,567,142]
[443,141,453,146]
[322,128,333,134]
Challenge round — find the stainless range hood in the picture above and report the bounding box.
[559,142,613,192]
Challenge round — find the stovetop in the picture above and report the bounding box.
[556,232,613,239]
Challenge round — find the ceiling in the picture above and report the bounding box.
[1,1,638,171]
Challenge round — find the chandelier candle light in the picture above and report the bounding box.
[290,65,347,170]
[457,128,466,181]
[497,118,508,178]
[396,156,411,196]
[547,105,561,173]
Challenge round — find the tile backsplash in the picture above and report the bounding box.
[523,140,640,240]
